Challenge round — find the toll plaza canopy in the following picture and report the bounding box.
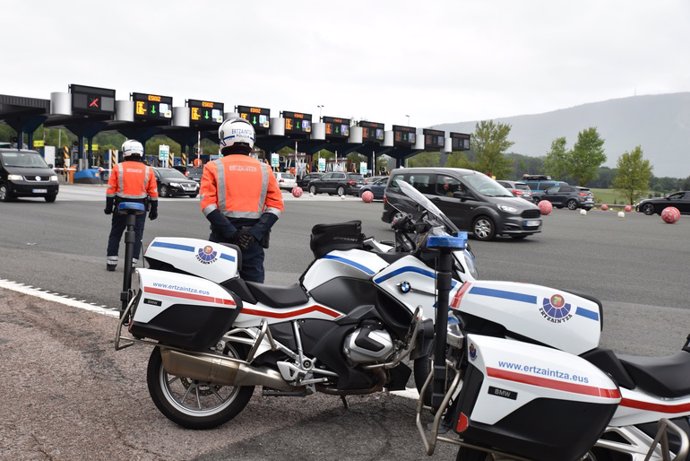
[0,84,471,171]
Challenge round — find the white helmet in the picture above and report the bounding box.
[121,139,144,159]
[218,118,255,151]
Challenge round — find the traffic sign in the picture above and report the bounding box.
[270,153,279,168]
[236,105,271,133]
[188,99,224,127]
[322,116,350,139]
[392,125,416,147]
[159,144,170,161]
[282,111,312,134]
[132,92,173,122]
[359,121,385,143]
[70,84,116,115]
[423,128,445,150]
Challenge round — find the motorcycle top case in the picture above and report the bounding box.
[452,335,620,461]
[144,237,240,284]
[129,269,242,351]
[451,280,601,355]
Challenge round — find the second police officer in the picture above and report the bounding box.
[200,118,284,283]
[104,139,159,271]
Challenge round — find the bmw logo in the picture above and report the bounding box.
[469,343,477,361]
[399,281,411,294]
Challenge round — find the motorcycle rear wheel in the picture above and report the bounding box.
[146,344,254,429]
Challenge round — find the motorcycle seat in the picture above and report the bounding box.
[245,281,310,308]
[618,351,690,398]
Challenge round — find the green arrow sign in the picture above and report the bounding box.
[150,104,157,115]
[204,110,209,120]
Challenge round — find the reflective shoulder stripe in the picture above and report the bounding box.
[214,158,226,211]
[258,163,270,213]
[117,164,125,193]
[143,166,150,189]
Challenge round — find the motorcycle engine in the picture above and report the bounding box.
[343,321,395,364]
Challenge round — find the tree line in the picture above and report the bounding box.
[408,120,690,201]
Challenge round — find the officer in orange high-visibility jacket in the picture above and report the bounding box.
[104,139,158,271]
[200,118,284,283]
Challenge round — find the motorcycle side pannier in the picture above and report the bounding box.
[128,269,242,351]
[310,220,364,259]
[450,335,620,461]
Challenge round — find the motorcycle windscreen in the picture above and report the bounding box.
[129,269,242,351]
[144,237,240,284]
[451,280,601,355]
[451,335,620,461]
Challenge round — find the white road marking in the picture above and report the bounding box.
[0,278,118,318]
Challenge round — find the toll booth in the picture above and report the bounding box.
[0,94,50,150]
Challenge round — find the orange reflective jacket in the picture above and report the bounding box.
[200,155,284,219]
[106,161,158,201]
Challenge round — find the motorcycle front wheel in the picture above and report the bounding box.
[146,344,254,429]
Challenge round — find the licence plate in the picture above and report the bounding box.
[525,220,541,227]
[33,189,48,193]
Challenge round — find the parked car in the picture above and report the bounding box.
[297,172,323,188]
[274,172,297,191]
[382,167,542,241]
[541,184,595,210]
[153,167,199,198]
[636,191,690,215]
[308,172,365,196]
[497,180,533,202]
[521,175,568,203]
[358,177,387,200]
[0,148,59,202]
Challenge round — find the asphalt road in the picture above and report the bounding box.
[1,185,690,460]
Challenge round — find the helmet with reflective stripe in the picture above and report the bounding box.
[121,139,144,159]
[218,118,255,153]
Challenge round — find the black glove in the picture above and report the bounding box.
[206,209,238,241]
[236,228,256,250]
[148,201,158,221]
[104,197,114,215]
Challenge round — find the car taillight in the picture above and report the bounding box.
[185,171,189,176]
[383,194,388,204]
[513,189,523,196]
[347,180,356,186]
[578,192,588,197]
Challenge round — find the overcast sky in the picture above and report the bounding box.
[4,0,690,128]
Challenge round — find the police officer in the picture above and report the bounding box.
[200,118,284,283]
[104,139,159,271]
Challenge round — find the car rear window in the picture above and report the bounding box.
[347,174,363,181]
[516,183,530,191]
[280,173,295,179]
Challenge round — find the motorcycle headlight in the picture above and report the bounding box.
[7,174,23,181]
[498,204,519,214]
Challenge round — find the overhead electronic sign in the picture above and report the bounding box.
[322,116,350,139]
[236,105,270,133]
[188,99,224,126]
[392,125,416,147]
[450,132,471,151]
[359,121,385,143]
[132,92,173,122]
[70,84,115,115]
[282,111,312,134]
[423,128,445,150]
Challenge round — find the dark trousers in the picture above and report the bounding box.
[210,230,265,283]
[107,212,146,262]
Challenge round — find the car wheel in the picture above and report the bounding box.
[473,216,495,241]
[160,185,169,198]
[642,203,655,215]
[336,186,345,196]
[0,184,13,202]
[44,194,57,203]
[566,199,578,210]
[309,185,317,195]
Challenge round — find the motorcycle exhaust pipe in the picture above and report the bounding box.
[160,348,293,391]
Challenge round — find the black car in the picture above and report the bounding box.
[359,177,387,200]
[153,168,200,198]
[541,184,595,210]
[297,172,323,188]
[382,167,542,241]
[307,172,365,196]
[636,191,690,215]
[0,148,59,202]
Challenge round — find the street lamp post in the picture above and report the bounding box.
[317,105,324,121]
[405,114,411,126]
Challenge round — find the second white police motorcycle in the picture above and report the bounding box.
[392,181,690,461]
